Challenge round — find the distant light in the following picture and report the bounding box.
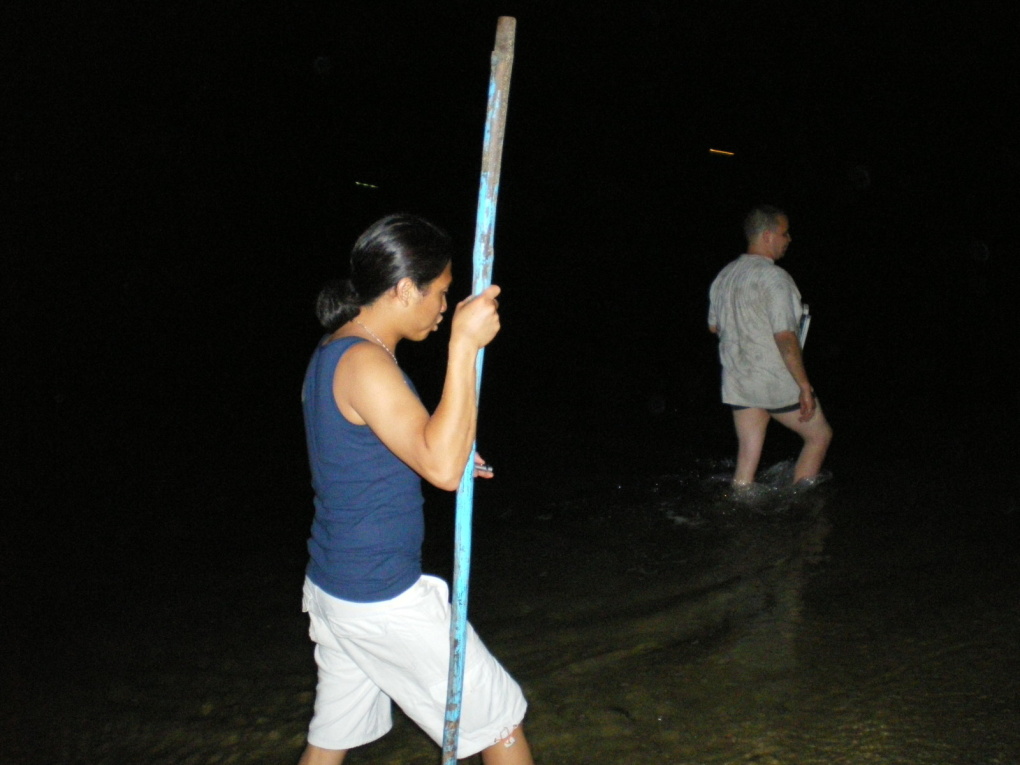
[709,148,734,157]
[354,181,379,189]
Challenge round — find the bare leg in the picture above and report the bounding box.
[479,725,534,765]
[297,744,347,765]
[732,407,770,485]
[771,402,833,483]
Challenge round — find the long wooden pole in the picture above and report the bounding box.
[441,16,516,765]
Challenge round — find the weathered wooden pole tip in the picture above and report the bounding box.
[496,17,516,50]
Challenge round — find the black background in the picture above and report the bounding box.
[5,1,1017,588]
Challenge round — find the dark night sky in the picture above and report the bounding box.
[4,2,1018,534]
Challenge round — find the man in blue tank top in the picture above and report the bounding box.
[296,215,534,765]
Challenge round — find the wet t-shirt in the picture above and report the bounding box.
[708,254,805,409]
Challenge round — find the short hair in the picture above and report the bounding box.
[315,214,452,332]
[743,205,787,242]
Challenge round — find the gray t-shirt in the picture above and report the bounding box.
[708,254,805,408]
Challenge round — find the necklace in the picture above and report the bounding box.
[353,319,398,364]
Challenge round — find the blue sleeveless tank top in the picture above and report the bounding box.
[302,336,424,602]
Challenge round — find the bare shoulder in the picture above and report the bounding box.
[333,340,403,388]
[332,341,415,423]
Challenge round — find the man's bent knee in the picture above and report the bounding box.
[773,406,831,442]
[481,724,533,765]
[297,744,347,765]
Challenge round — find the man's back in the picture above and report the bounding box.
[709,206,832,487]
[708,254,803,408]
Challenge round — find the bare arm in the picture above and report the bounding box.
[773,329,815,421]
[708,325,718,334]
[336,286,502,490]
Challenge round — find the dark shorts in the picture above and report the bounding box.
[730,402,800,414]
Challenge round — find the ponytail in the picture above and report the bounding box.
[315,279,361,332]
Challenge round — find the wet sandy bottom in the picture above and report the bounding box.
[6,456,1018,765]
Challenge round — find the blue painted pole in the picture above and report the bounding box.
[441,16,516,765]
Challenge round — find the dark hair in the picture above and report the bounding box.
[315,214,452,332]
[743,205,787,242]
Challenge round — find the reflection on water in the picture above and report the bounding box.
[439,459,1017,764]
[464,461,837,762]
[301,455,1019,763]
[6,456,1017,764]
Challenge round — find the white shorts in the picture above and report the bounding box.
[302,575,528,759]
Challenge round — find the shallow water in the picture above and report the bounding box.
[6,451,1017,765]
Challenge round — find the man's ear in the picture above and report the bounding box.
[395,277,415,306]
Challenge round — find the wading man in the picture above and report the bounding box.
[297,215,534,765]
[708,205,833,488]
